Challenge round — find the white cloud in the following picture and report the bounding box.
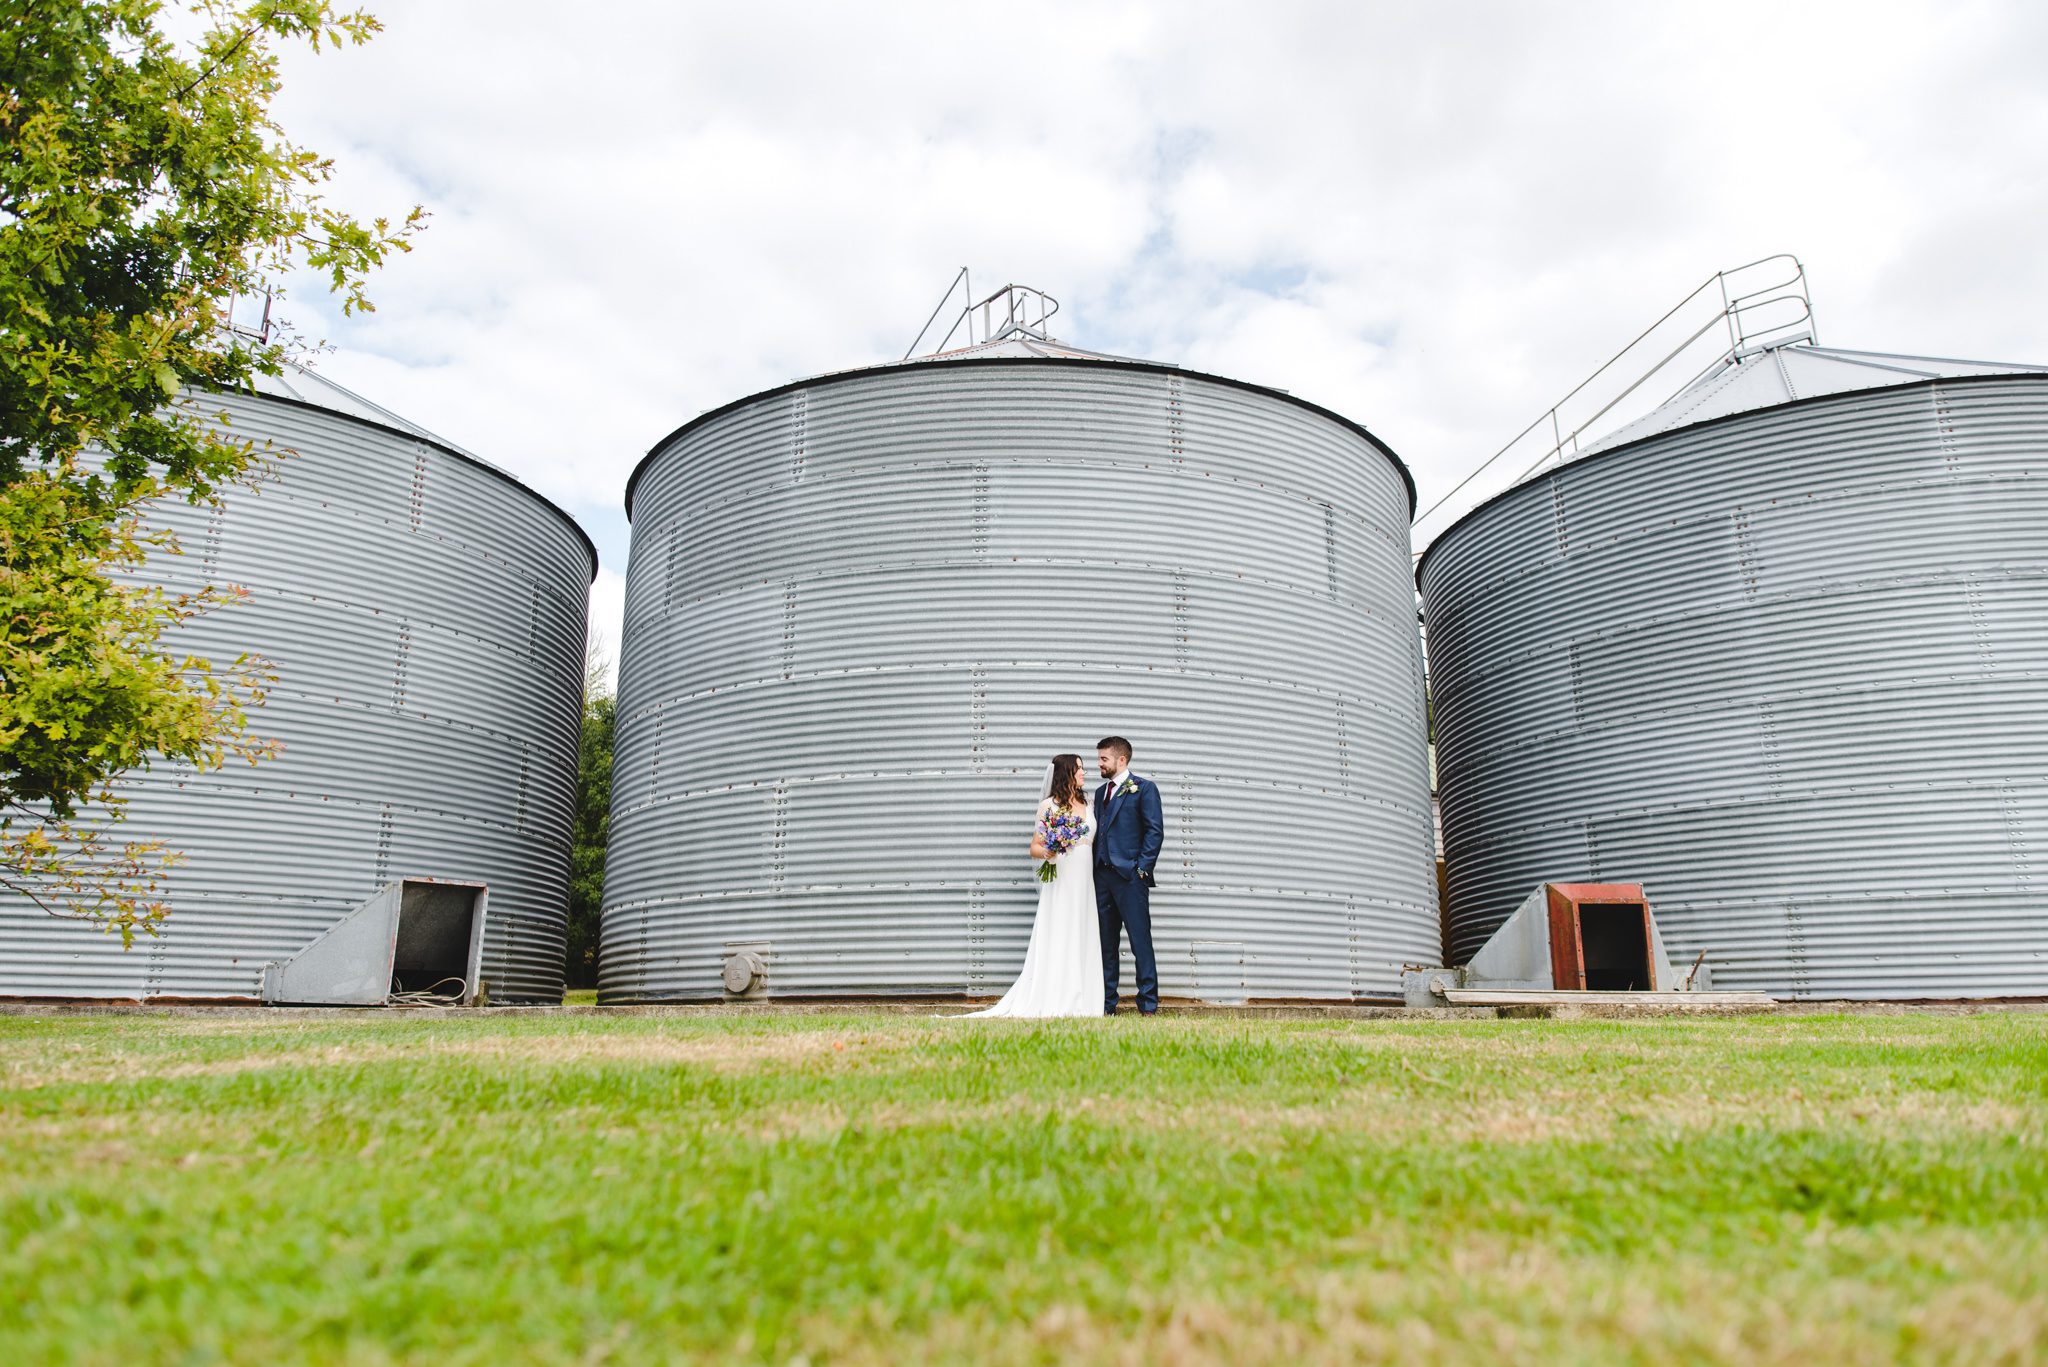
[249,0,2048,570]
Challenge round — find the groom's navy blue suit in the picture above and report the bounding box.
[1094,773,1164,1014]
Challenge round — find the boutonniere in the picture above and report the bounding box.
[1116,779,1137,797]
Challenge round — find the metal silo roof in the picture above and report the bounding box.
[248,362,455,444]
[240,362,599,581]
[1580,343,2048,455]
[624,339,1417,521]
[1418,343,2048,586]
[897,335,1152,366]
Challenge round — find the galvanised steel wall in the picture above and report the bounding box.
[0,391,593,1003]
[602,358,1438,1002]
[1422,375,2048,999]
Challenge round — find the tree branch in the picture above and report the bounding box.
[170,26,255,103]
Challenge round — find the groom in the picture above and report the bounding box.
[1094,736,1163,1016]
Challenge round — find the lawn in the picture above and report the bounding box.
[2,1008,2044,1364]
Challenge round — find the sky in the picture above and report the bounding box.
[259,0,2048,683]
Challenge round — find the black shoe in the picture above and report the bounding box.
[1139,1007,1159,1016]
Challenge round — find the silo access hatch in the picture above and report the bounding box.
[1546,884,1656,991]
[1402,882,1774,1007]
[262,879,490,1006]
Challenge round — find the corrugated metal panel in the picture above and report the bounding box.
[1421,374,2048,999]
[0,391,591,1003]
[603,360,1438,1002]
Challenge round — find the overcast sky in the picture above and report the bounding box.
[262,0,2048,679]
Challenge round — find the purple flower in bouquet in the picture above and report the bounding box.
[1035,806,1088,882]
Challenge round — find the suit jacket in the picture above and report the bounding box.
[1094,773,1164,883]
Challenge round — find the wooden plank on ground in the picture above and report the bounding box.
[1440,988,1776,1007]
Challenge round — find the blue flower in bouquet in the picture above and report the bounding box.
[1035,805,1088,882]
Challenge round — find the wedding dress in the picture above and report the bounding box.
[956,794,1105,1018]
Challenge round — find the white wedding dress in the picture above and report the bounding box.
[956,796,1105,1018]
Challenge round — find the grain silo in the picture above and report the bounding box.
[1421,343,2048,999]
[601,292,1438,1003]
[0,365,595,1003]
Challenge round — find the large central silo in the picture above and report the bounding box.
[1422,343,2048,999]
[602,315,1437,1002]
[0,365,595,1003]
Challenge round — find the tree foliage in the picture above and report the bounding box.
[565,650,614,990]
[0,470,279,939]
[0,0,420,937]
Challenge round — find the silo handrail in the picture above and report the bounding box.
[903,273,1062,359]
[1412,253,1815,535]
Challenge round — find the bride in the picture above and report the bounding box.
[955,753,1105,1018]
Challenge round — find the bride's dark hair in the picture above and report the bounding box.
[1048,753,1086,809]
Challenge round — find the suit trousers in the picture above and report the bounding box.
[1095,867,1158,1013]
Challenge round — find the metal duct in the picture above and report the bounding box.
[603,354,1438,1002]
[0,383,593,1003]
[1421,369,2048,999]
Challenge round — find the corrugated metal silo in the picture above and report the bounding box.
[1421,344,2048,998]
[0,366,595,1003]
[602,326,1438,1003]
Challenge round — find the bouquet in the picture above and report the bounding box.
[1035,805,1089,882]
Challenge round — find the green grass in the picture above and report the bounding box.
[3,1009,2044,1364]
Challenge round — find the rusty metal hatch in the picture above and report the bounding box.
[1545,882,1657,991]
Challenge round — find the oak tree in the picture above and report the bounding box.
[1,0,422,940]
